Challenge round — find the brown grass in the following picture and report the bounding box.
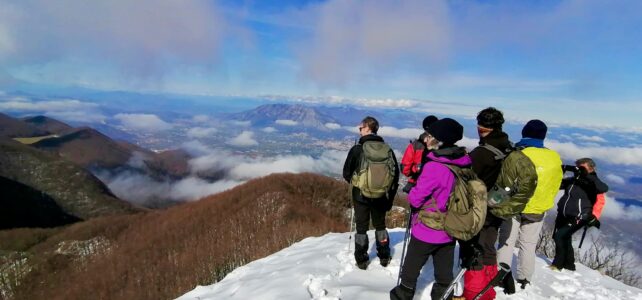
[5,173,360,300]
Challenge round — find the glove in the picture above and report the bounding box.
[402,182,416,194]
[563,165,580,174]
[587,214,601,229]
[410,205,421,213]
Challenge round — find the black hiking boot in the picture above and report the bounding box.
[501,270,516,294]
[390,284,415,300]
[516,278,530,289]
[356,259,370,270]
[379,256,391,267]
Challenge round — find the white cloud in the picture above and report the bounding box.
[186,127,218,139]
[605,174,626,185]
[325,122,341,130]
[227,150,345,180]
[546,139,642,167]
[275,119,298,126]
[261,94,417,109]
[262,127,277,133]
[114,113,172,132]
[601,194,642,221]
[293,0,450,86]
[192,114,210,123]
[95,170,241,204]
[0,0,231,78]
[378,126,423,140]
[44,110,107,124]
[573,133,607,143]
[230,120,251,127]
[0,98,98,111]
[228,130,258,147]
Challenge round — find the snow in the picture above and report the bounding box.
[178,229,642,300]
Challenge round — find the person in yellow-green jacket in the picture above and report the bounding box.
[496,120,563,293]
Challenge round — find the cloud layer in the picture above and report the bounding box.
[114,113,172,132]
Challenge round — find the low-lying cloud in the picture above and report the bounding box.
[114,113,172,132]
[275,119,298,126]
[547,139,642,167]
[228,130,258,147]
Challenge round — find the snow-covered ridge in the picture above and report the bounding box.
[178,229,642,300]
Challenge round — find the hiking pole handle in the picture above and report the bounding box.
[578,225,588,249]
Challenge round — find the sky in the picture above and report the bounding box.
[1,0,641,127]
[177,230,642,299]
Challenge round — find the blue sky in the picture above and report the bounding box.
[1,0,641,127]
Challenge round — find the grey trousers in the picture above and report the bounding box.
[497,215,544,281]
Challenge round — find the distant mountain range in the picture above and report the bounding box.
[233,103,339,129]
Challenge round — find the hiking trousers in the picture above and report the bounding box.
[399,236,455,300]
[552,216,583,270]
[353,199,390,262]
[497,215,544,281]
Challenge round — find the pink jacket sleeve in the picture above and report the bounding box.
[408,162,439,209]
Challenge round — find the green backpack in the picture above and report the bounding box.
[482,144,538,219]
[351,141,396,198]
[418,164,488,241]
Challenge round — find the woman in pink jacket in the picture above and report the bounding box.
[391,118,472,300]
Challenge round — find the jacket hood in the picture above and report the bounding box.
[427,146,471,167]
[358,134,384,144]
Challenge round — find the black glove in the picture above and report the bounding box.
[587,214,601,229]
[563,164,580,174]
[402,182,416,194]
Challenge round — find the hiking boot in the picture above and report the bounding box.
[516,279,530,289]
[379,256,391,267]
[390,284,415,300]
[548,265,561,271]
[564,263,576,271]
[502,270,516,294]
[356,258,369,270]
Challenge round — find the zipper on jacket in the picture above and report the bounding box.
[562,182,576,216]
[577,198,582,219]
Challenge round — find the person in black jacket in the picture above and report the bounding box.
[460,107,513,300]
[552,158,608,271]
[343,116,400,270]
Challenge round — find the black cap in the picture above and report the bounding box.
[428,118,464,146]
[522,119,547,140]
[422,115,439,131]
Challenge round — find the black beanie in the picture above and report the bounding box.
[522,119,547,140]
[422,115,439,131]
[428,118,463,146]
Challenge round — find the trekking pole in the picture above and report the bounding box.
[348,205,355,252]
[578,225,588,249]
[397,209,413,285]
[440,267,466,300]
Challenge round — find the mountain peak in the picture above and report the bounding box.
[234,103,337,128]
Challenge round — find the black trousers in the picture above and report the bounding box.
[459,212,503,267]
[552,216,583,270]
[353,199,388,234]
[400,236,455,300]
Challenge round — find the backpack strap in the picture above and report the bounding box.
[480,144,508,161]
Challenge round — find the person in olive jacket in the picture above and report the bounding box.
[552,158,608,271]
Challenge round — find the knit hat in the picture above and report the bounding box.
[422,115,439,131]
[428,118,463,146]
[522,119,547,140]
